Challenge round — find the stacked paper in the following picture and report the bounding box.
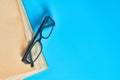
[0,0,47,80]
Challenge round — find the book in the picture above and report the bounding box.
[0,0,47,80]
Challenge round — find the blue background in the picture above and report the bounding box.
[22,0,120,80]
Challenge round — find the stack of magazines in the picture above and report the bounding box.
[0,0,47,80]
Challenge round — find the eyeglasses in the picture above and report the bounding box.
[22,16,55,67]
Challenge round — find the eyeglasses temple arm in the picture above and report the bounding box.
[29,52,34,67]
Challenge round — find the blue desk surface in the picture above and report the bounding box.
[22,0,120,80]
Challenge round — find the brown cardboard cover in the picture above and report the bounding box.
[0,0,47,80]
